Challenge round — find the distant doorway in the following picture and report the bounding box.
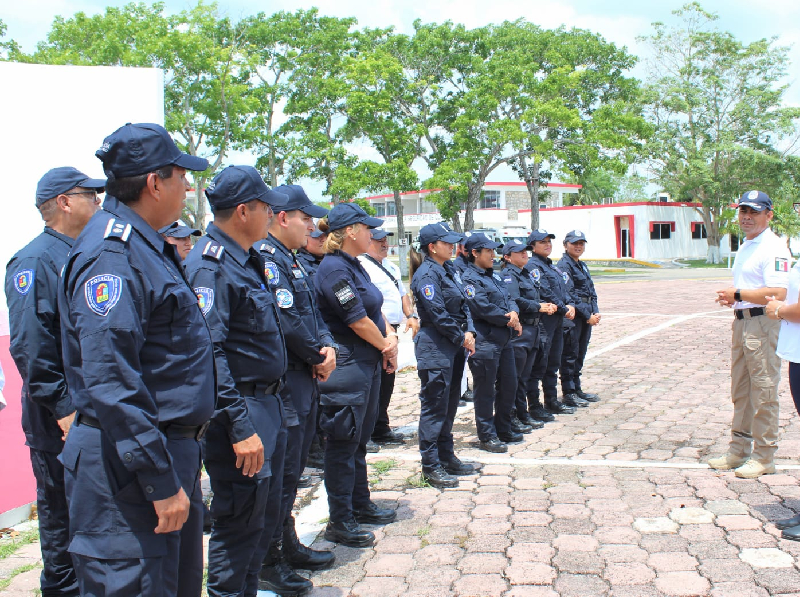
[614,215,634,258]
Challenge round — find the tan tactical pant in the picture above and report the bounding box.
[729,314,782,463]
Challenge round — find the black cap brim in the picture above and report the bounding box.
[440,232,464,244]
[364,216,384,229]
[299,204,329,218]
[174,153,210,172]
[260,190,290,208]
[78,177,107,192]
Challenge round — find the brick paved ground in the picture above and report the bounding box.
[4,271,800,597]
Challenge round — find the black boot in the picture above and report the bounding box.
[576,390,601,402]
[510,413,533,433]
[283,516,335,571]
[259,541,313,597]
[562,393,589,408]
[545,399,576,415]
[518,412,544,429]
[529,399,555,422]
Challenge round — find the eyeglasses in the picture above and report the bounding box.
[64,190,100,202]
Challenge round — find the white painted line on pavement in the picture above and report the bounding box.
[586,309,728,360]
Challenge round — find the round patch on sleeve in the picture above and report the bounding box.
[531,269,541,282]
[85,274,123,316]
[195,287,214,315]
[276,288,294,308]
[422,284,435,300]
[562,272,569,283]
[464,284,476,298]
[265,261,280,286]
[13,269,34,295]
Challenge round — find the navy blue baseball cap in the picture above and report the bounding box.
[309,227,326,239]
[271,184,329,218]
[564,230,587,243]
[738,190,772,212]
[501,240,531,255]
[327,202,383,230]
[419,223,463,246]
[158,221,201,238]
[465,233,501,253]
[96,122,209,178]
[528,229,556,244]
[370,228,394,240]
[36,167,105,207]
[205,166,289,212]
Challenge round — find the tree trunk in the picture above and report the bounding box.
[706,244,721,264]
[451,213,462,233]
[527,161,541,230]
[464,183,481,231]
[186,174,208,233]
[704,205,722,264]
[393,189,409,278]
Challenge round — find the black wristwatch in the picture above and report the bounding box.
[322,343,340,359]
[734,289,742,302]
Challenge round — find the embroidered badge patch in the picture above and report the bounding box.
[464,284,476,298]
[493,273,502,281]
[562,272,569,283]
[85,274,122,316]
[195,287,214,315]
[776,258,789,272]
[13,269,34,295]
[454,272,463,285]
[422,284,435,300]
[265,261,280,286]
[531,268,541,282]
[292,269,304,279]
[276,288,294,308]
[334,283,356,307]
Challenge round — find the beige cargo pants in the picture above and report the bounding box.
[729,313,782,463]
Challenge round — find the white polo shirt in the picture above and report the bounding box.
[732,228,791,309]
[358,255,406,324]
[778,262,800,362]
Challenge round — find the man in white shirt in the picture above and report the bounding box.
[359,229,420,446]
[710,190,791,478]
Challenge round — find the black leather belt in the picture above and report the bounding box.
[735,307,765,320]
[76,413,209,441]
[521,317,541,326]
[286,361,310,371]
[235,380,283,397]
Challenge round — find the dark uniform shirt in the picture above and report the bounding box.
[184,223,287,446]
[59,197,216,501]
[501,263,543,322]
[461,262,519,345]
[453,254,470,274]
[258,235,334,368]
[295,248,323,282]
[412,256,475,348]
[557,253,598,320]
[315,250,386,337]
[6,228,74,453]
[526,253,575,314]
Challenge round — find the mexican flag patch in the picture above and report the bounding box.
[775,258,789,272]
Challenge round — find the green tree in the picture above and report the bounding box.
[640,2,800,263]
[0,19,20,59]
[576,168,619,204]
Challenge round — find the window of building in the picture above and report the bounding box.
[649,221,674,240]
[691,221,707,239]
[480,190,500,209]
[386,202,397,216]
[372,203,386,217]
[420,198,437,213]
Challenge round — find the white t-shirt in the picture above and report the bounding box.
[358,255,406,324]
[777,261,800,362]
[732,228,791,309]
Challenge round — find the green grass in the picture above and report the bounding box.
[0,529,40,560]
[0,563,38,592]
[678,259,730,268]
[415,526,431,537]
[405,474,432,489]
[371,458,398,475]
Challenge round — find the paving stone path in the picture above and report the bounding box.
[4,272,800,596]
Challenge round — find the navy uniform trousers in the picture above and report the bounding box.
[469,333,516,441]
[417,335,466,469]
[63,424,204,597]
[527,313,565,406]
[29,448,78,596]
[319,342,381,523]
[205,392,284,597]
[561,318,592,394]
[511,323,541,418]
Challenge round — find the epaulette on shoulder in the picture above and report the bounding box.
[202,241,225,261]
[259,242,275,254]
[103,218,132,242]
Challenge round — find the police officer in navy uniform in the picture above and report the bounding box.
[410,223,479,488]
[182,166,289,597]
[5,167,104,597]
[500,240,559,432]
[526,229,577,418]
[257,184,336,594]
[558,230,601,404]
[58,123,215,596]
[158,221,201,260]
[461,233,523,453]
[295,226,326,281]
[315,203,398,547]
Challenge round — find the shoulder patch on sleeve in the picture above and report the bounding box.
[202,241,225,261]
[776,258,790,272]
[276,288,294,308]
[464,284,476,298]
[194,287,214,315]
[13,269,34,295]
[85,274,123,316]
[103,218,132,242]
[422,284,436,300]
[531,269,541,282]
[259,242,275,254]
[332,279,358,310]
[265,261,280,286]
